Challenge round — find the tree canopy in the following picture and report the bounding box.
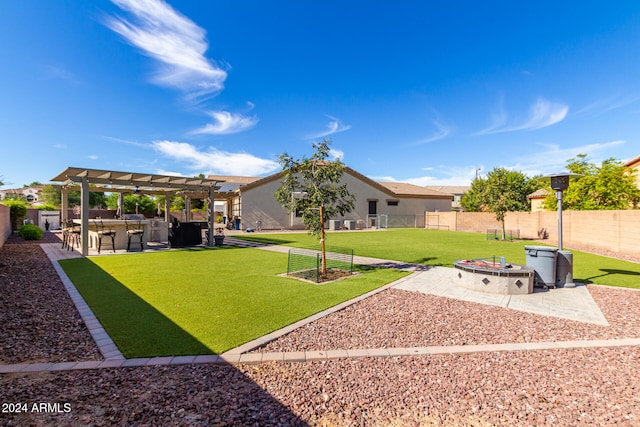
[543,155,640,210]
[104,193,160,214]
[274,139,356,273]
[40,184,107,208]
[461,167,538,238]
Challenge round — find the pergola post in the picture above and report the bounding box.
[117,193,124,218]
[164,193,172,222]
[185,195,191,222]
[61,187,69,222]
[81,177,89,256]
[207,185,215,246]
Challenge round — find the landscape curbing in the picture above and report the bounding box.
[3,341,640,374]
[1,241,637,375]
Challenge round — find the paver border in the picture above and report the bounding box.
[0,241,636,375]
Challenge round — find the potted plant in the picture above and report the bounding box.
[214,227,225,246]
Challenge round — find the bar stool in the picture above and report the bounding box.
[125,219,144,251]
[61,220,72,249]
[94,219,116,254]
[62,219,80,251]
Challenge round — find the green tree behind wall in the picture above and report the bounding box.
[543,155,640,210]
[461,167,538,239]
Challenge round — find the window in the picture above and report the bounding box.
[368,200,377,215]
[387,200,399,206]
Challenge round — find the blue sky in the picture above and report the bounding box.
[1,1,639,189]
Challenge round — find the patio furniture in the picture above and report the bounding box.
[61,220,72,249]
[125,219,145,251]
[62,219,81,251]
[168,221,203,248]
[94,219,116,254]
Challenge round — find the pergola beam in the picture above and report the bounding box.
[51,167,226,255]
[63,176,217,193]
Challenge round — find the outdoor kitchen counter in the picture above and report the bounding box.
[72,219,168,251]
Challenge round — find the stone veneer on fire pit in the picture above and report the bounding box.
[453,258,534,295]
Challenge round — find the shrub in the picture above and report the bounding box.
[36,204,58,211]
[18,224,43,241]
[1,200,28,230]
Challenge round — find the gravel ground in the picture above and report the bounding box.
[2,348,639,426]
[1,232,639,426]
[0,233,102,364]
[253,286,640,352]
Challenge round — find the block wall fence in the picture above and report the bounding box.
[427,210,640,258]
[0,204,10,248]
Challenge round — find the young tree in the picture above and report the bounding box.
[1,199,28,231]
[105,193,158,214]
[275,139,356,274]
[41,184,62,207]
[544,155,640,210]
[461,167,537,239]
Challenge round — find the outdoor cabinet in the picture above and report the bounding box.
[169,222,203,247]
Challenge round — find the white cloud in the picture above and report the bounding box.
[510,140,626,177]
[152,140,279,176]
[155,169,185,177]
[307,115,351,139]
[41,64,83,84]
[374,140,627,187]
[106,0,227,98]
[521,98,569,130]
[329,148,344,161]
[190,110,258,135]
[88,155,99,160]
[477,97,568,135]
[575,94,640,117]
[414,120,451,145]
[101,135,150,148]
[372,165,481,186]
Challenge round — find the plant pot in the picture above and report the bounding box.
[214,236,225,246]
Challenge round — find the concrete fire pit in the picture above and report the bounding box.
[453,258,534,295]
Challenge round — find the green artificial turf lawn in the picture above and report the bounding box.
[236,229,640,289]
[59,246,407,358]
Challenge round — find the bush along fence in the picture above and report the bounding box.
[287,247,354,283]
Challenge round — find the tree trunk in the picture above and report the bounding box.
[320,205,327,275]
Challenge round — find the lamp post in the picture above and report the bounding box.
[545,172,582,288]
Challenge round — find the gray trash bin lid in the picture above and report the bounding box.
[525,246,558,256]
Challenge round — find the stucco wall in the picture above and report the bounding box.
[240,178,291,230]
[433,210,640,257]
[0,204,11,248]
[240,171,452,230]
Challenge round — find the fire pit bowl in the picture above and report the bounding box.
[453,257,534,295]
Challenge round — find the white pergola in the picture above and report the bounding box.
[51,167,224,255]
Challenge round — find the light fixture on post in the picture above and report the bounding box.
[544,171,582,288]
